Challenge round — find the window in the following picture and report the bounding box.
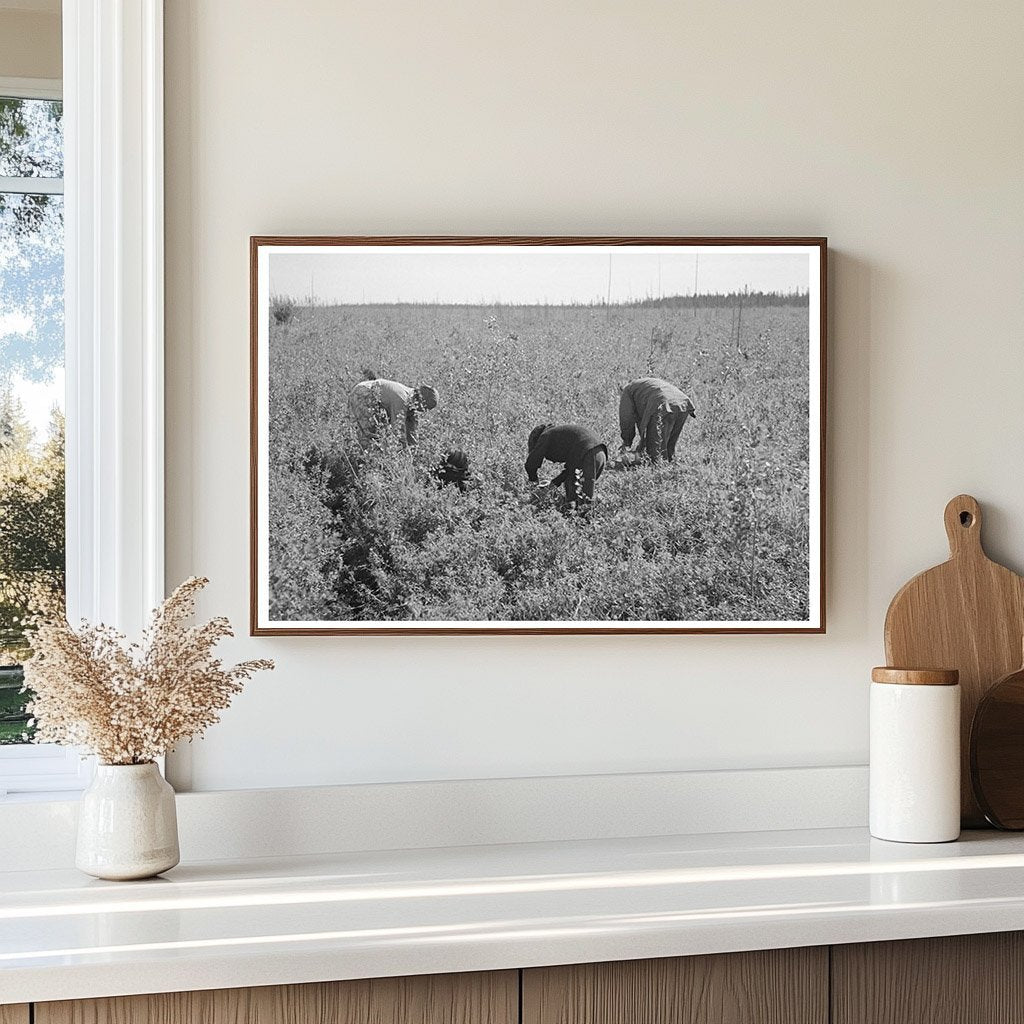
[0,78,82,795]
[0,6,166,798]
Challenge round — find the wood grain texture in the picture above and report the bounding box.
[832,932,1024,1024]
[522,948,828,1024]
[970,658,1024,827]
[884,494,1024,826]
[871,667,959,686]
[36,971,517,1024]
[0,1007,30,1024]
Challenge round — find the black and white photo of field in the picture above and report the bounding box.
[253,241,822,631]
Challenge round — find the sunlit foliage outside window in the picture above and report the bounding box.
[0,96,65,744]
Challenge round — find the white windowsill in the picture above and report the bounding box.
[0,789,85,804]
[0,745,94,799]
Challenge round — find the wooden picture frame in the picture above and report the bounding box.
[251,236,827,635]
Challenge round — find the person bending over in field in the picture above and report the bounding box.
[434,450,474,492]
[348,378,438,449]
[525,424,608,506]
[618,377,697,463]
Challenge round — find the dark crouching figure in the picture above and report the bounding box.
[619,377,696,462]
[434,449,473,492]
[525,424,608,505]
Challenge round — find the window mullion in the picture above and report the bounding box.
[0,175,64,195]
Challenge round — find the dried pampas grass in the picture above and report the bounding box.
[23,577,274,765]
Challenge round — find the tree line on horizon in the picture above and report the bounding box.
[270,288,810,319]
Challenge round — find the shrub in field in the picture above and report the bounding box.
[270,294,297,325]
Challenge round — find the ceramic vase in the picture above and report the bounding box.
[76,762,180,880]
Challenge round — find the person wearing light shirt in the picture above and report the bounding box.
[348,378,438,448]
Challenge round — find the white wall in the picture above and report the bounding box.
[0,7,61,80]
[164,0,1024,792]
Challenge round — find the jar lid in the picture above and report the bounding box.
[871,667,959,686]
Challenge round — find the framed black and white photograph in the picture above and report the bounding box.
[250,237,826,635]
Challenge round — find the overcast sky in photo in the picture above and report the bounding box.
[269,247,811,306]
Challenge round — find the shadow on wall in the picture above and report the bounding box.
[826,249,873,638]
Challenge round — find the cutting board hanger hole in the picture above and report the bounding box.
[960,511,974,527]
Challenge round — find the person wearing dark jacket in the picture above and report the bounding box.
[525,424,608,505]
[434,449,473,492]
[619,377,697,462]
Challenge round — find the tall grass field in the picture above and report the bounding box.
[267,299,811,624]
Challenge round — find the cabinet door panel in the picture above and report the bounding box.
[36,970,517,1024]
[0,1007,29,1024]
[523,948,827,1024]
[832,932,1024,1024]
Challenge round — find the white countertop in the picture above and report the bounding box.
[4,826,1024,1004]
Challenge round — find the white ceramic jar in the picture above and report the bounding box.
[870,667,961,843]
[76,762,180,880]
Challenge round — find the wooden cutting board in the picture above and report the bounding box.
[970,653,1024,829]
[884,494,1024,826]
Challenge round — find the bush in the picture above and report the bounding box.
[270,294,297,325]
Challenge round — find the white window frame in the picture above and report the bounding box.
[0,77,61,102]
[0,0,164,798]
[0,77,64,191]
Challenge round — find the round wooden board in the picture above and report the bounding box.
[971,664,1024,829]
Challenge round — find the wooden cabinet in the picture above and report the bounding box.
[13,933,1024,1024]
[522,948,828,1024]
[832,932,1024,1024]
[34,971,517,1024]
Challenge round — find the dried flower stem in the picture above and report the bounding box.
[23,577,273,765]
